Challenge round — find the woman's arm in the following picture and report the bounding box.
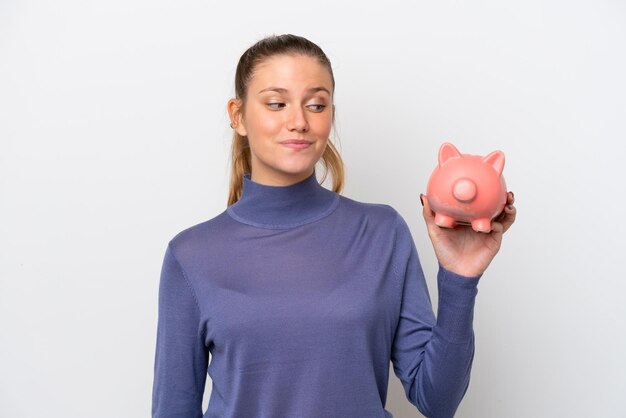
[391,192,515,417]
[391,213,480,418]
[152,243,209,418]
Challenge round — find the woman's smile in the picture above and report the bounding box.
[280,139,313,150]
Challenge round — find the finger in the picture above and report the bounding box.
[490,221,504,234]
[420,194,443,235]
[495,207,507,222]
[420,194,435,221]
[496,195,513,221]
[501,204,516,233]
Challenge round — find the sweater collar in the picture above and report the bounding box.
[226,169,340,229]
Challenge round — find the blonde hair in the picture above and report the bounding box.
[227,34,345,206]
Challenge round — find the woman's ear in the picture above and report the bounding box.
[227,98,247,136]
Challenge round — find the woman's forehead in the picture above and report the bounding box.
[251,55,333,92]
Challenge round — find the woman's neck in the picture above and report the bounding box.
[226,169,339,229]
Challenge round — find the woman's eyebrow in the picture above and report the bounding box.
[258,86,331,95]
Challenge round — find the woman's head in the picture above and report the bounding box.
[227,34,345,206]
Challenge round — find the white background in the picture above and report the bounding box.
[1,1,625,417]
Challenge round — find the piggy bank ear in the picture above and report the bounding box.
[438,142,462,166]
[483,150,505,175]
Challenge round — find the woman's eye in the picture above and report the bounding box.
[267,103,325,111]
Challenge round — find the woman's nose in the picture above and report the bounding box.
[287,106,309,132]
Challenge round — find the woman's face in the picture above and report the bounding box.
[229,54,334,186]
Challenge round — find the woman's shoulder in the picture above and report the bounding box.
[165,210,231,255]
[336,196,417,256]
[336,194,404,227]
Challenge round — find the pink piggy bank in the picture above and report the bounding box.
[425,142,507,233]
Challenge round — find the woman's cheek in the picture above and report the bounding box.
[257,113,282,133]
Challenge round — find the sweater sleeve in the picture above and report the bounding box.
[152,243,209,418]
[390,213,481,418]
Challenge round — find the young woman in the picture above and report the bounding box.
[152,34,516,418]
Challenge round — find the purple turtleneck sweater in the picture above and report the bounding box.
[152,170,482,418]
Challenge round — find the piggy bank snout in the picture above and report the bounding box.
[452,178,477,203]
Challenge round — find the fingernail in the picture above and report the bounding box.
[420,194,424,207]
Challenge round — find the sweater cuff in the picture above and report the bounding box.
[434,263,481,343]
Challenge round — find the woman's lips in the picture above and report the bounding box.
[280,140,312,150]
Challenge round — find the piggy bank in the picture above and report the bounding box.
[425,142,507,233]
